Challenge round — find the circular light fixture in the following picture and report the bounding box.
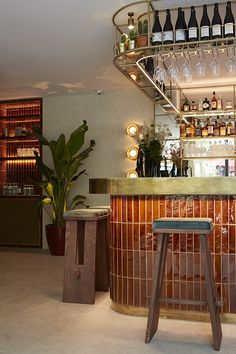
[128,12,134,30]
[129,72,137,81]
[126,146,138,160]
[126,123,138,137]
[127,169,138,178]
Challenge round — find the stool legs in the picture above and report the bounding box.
[200,234,222,351]
[63,219,97,304]
[145,233,170,343]
[95,219,109,292]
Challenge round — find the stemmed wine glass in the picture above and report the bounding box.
[210,49,220,77]
[167,54,180,83]
[195,50,206,78]
[226,47,236,75]
[153,55,167,85]
[181,55,193,83]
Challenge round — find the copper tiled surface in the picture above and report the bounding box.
[110,195,236,314]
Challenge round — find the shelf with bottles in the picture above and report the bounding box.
[113,1,236,115]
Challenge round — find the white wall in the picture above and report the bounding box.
[42,88,153,247]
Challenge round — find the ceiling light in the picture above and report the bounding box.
[127,146,139,160]
[126,123,138,137]
[128,12,134,30]
[127,169,138,178]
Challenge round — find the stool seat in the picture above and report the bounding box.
[153,217,213,234]
[145,217,222,351]
[64,208,109,219]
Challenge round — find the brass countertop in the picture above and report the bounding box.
[89,177,236,196]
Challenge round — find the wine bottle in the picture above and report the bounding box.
[203,97,210,110]
[145,58,154,76]
[152,10,162,45]
[182,9,188,41]
[224,1,235,39]
[163,9,174,44]
[188,6,199,42]
[175,7,186,43]
[200,4,211,40]
[212,3,222,39]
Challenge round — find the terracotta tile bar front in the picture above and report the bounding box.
[89,178,236,320]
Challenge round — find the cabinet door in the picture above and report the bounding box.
[0,198,41,247]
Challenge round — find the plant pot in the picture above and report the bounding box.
[136,35,148,48]
[45,224,66,256]
[128,40,136,49]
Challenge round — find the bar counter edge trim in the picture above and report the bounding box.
[89,177,236,196]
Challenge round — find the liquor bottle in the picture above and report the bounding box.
[217,95,223,110]
[207,117,214,136]
[200,4,211,40]
[201,121,209,137]
[227,117,234,135]
[185,120,191,137]
[175,7,186,43]
[198,98,203,111]
[220,118,226,136]
[180,121,186,137]
[163,9,174,44]
[195,119,202,136]
[152,10,162,45]
[212,3,222,39]
[213,116,220,136]
[188,6,199,42]
[211,91,217,110]
[203,97,210,110]
[190,117,196,137]
[183,99,190,112]
[224,1,235,38]
[190,101,197,111]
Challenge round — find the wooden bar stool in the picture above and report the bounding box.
[63,208,110,304]
[145,217,222,351]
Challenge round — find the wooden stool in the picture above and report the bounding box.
[63,208,110,304]
[145,217,222,351]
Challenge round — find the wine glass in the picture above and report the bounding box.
[153,55,167,84]
[226,47,236,75]
[181,58,193,83]
[167,56,180,83]
[210,50,220,77]
[195,50,206,78]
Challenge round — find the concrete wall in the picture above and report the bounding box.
[42,88,153,247]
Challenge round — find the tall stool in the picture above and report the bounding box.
[145,217,222,351]
[63,208,110,304]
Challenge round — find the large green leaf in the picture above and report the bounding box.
[34,152,54,180]
[75,139,95,161]
[63,159,82,181]
[31,132,49,146]
[65,121,88,159]
[55,134,66,161]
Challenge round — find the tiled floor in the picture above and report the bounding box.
[0,248,236,354]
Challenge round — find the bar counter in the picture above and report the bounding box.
[89,177,236,322]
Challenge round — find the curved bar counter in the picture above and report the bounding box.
[90,177,236,322]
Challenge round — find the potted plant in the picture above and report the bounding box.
[33,120,95,255]
[136,19,148,47]
[118,33,129,53]
[128,28,137,49]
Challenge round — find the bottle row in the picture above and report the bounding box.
[182,92,233,112]
[152,1,235,45]
[1,183,35,196]
[180,116,235,138]
[0,105,41,117]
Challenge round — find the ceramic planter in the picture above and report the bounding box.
[45,224,66,256]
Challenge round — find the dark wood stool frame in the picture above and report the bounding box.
[63,213,110,304]
[145,222,222,351]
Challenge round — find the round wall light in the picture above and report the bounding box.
[126,146,138,160]
[126,123,138,137]
[127,169,138,178]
